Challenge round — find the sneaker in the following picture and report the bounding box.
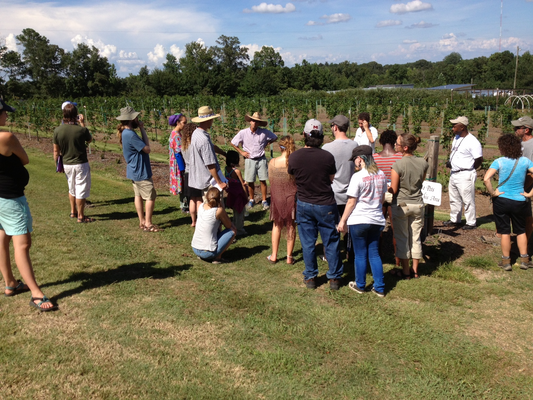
[371,288,385,298]
[518,256,531,270]
[262,200,269,210]
[246,200,254,210]
[498,257,512,271]
[244,210,249,217]
[462,224,476,230]
[329,279,341,291]
[348,281,365,294]
[304,277,316,289]
[443,220,460,227]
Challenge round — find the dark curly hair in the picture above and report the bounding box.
[379,129,397,147]
[497,133,522,159]
[358,112,370,123]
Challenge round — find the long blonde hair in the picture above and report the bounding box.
[360,154,379,175]
[116,122,128,145]
[279,135,295,168]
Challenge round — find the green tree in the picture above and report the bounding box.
[212,35,249,96]
[179,41,216,95]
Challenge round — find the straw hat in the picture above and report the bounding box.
[245,112,268,127]
[116,106,140,121]
[191,106,220,123]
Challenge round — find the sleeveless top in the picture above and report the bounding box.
[225,166,248,213]
[268,161,297,227]
[0,153,29,199]
[191,205,221,251]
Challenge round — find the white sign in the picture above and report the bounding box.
[421,181,442,206]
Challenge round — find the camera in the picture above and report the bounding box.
[445,160,452,169]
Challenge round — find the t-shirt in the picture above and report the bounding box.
[322,139,358,205]
[354,125,378,152]
[449,133,483,172]
[346,169,387,226]
[188,128,220,190]
[121,129,152,181]
[489,157,533,202]
[391,156,429,204]
[288,147,336,205]
[231,127,277,159]
[374,152,403,181]
[53,124,91,165]
[522,139,533,162]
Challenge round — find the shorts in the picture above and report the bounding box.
[0,196,33,236]
[493,197,528,235]
[244,157,268,183]
[184,173,202,198]
[64,162,91,199]
[132,178,157,201]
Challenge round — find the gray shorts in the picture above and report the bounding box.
[244,157,268,183]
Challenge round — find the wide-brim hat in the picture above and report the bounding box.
[245,112,268,127]
[0,99,15,113]
[116,106,140,121]
[191,106,220,123]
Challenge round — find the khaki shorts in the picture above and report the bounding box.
[132,178,157,200]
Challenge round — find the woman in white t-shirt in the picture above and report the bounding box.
[338,145,388,297]
[191,188,236,264]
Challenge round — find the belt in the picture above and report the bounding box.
[250,155,266,161]
[451,168,474,174]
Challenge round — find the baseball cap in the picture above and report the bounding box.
[303,119,323,137]
[0,99,15,113]
[511,116,533,129]
[450,116,469,126]
[62,101,78,110]
[350,145,373,161]
[328,115,350,131]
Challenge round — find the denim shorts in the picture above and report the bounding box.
[0,196,33,236]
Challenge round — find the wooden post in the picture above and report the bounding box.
[424,135,440,237]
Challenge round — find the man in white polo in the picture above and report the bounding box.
[354,112,378,153]
[231,112,277,210]
[443,116,483,230]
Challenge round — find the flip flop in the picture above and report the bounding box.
[5,280,29,297]
[69,212,77,219]
[77,216,95,223]
[267,255,277,264]
[143,224,162,232]
[29,296,58,312]
[287,256,295,265]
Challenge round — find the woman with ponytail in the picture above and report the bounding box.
[338,145,388,297]
[266,136,297,264]
[191,187,236,263]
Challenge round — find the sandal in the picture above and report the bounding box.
[69,212,77,219]
[77,216,95,223]
[389,269,411,280]
[267,255,277,264]
[5,280,29,297]
[287,255,295,265]
[29,296,58,312]
[411,272,420,279]
[143,224,162,232]
[139,223,145,230]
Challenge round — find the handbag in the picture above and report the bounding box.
[175,152,186,172]
[56,155,64,173]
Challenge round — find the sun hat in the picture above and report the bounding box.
[116,106,140,121]
[245,112,268,127]
[61,101,77,110]
[350,145,373,161]
[303,119,323,137]
[191,106,220,123]
[0,99,16,113]
[168,113,184,127]
[450,116,469,126]
[328,115,350,131]
[511,116,533,129]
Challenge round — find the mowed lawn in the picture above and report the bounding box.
[1,147,533,399]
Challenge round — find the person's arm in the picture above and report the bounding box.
[363,120,375,144]
[266,131,278,145]
[330,174,335,183]
[53,144,61,165]
[138,120,151,154]
[216,206,237,233]
[337,196,357,233]
[233,168,248,193]
[389,168,400,195]
[9,133,29,165]
[214,145,227,157]
[207,164,227,191]
[522,168,533,198]
[483,168,503,197]
[78,113,86,128]
[473,156,483,170]
[231,142,248,159]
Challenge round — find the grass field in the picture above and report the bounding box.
[1,147,533,399]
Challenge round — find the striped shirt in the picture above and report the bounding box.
[374,152,403,181]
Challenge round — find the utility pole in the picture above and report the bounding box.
[514,46,520,91]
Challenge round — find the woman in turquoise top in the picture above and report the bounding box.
[484,134,533,271]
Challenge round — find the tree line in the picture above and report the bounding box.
[1,28,532,100]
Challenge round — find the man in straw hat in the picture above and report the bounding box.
[116,106,160,232]
[443,116,483,230]
[189,106,227,198]
[231,112,277,210]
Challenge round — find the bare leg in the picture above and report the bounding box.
[271,222,282,262]
[69,193,77,216]
[400,258,410,276]
[134,196,145,227]
[0,231,17,290]
[411,258,420,276]
[145,199,155,227]
[247,182,255,203]
[190,196,202,227]
[287,222,296,263]
[526,216,533,255]
[500,234,512,258]
[260,181,268,202]
[76,198,86,219]
[517,233,528,256]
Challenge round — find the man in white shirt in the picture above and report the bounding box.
[354,112,378,153]
[443,116,483,230]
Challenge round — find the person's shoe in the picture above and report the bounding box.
[246,200,254,209]
[304,277,316,289]
[443,220,461,227]
[329,279,341,291]
[262,200,269,210]
[371,288,385,298]
[348,281,365,294]
[498,257,512,271]
[518,256,532,270]
[462,224,476,230]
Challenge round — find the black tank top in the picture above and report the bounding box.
[0,153,29,198]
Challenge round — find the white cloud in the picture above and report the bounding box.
[243,3,296,13]
[196,38,206,47]
[390,1,433,14]
[169,45,184,59]
[71,35,117,59]
[147,44,166,64]
[406,21,438,29]
[376,20,402,28]
[306,20,323,26]
[119,50,138,59]
[442,33,455,39]
[242,44,283,61]
[5,34,18,52]
[320,13,351,23]
[403,39,418,44]
[299,35,323,40]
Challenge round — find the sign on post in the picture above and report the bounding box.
[422,181,442,206]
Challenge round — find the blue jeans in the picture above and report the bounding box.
[192,228,234,260]
[296,200,343,280]
[349,224,385,293]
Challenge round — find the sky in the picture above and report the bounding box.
[1,0,532,77]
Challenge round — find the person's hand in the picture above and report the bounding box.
[492,188,504,197]
[521,191,533,198]
[242,151,250,159]
[78,114,84,123]
[337,221,347,234]
[219,182,228,191]
[138,120,144,129]
[362,120,369,130]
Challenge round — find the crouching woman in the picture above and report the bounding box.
[191,187,237,264]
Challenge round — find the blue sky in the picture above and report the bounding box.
[1,0,532,77]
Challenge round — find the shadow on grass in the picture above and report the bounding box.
[225,245,270,261]
[89,197,134,206]
[477,214,494,226]
[42,262,192,301]
[93,206,180,222]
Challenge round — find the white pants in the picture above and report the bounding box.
[448,170,477,226]
[64,162,91,199]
